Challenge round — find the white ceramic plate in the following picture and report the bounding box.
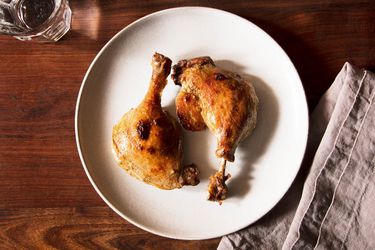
[75,7,308,240]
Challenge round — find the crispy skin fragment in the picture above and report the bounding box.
[176,92,206,131]
[207,170,231,204]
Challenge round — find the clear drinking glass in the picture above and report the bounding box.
[0,0,71,42]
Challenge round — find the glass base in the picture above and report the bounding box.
[14,1,72,42]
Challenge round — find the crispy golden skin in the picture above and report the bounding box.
[172,56,258,202]
[112,53,199,190]
[172,56,258,162]
[175,91,206,131]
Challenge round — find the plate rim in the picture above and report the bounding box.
[75,6,309,240]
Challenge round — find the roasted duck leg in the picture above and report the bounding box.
[112,53,199,190]
[172,56,258,202]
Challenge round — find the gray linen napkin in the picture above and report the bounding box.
[218,62,375,250]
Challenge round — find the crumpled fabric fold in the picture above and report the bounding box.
[219,63,375,250]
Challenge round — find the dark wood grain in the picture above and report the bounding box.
[0,0,374,249]
[0,207,218,249]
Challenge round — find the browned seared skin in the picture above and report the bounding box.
[179,164,200,186]
[112,53,199,190]
[207,170,231,204]
[172,56,258,202]
[172,56,258,162]
[176,92,206,131]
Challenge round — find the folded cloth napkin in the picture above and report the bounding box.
[218,62,375,250]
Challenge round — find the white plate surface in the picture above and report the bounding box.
[75,7,308,240]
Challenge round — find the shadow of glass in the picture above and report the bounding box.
[216,60,280,200]
[60,0,104,51]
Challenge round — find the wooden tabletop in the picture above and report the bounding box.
[1,1,374,249]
